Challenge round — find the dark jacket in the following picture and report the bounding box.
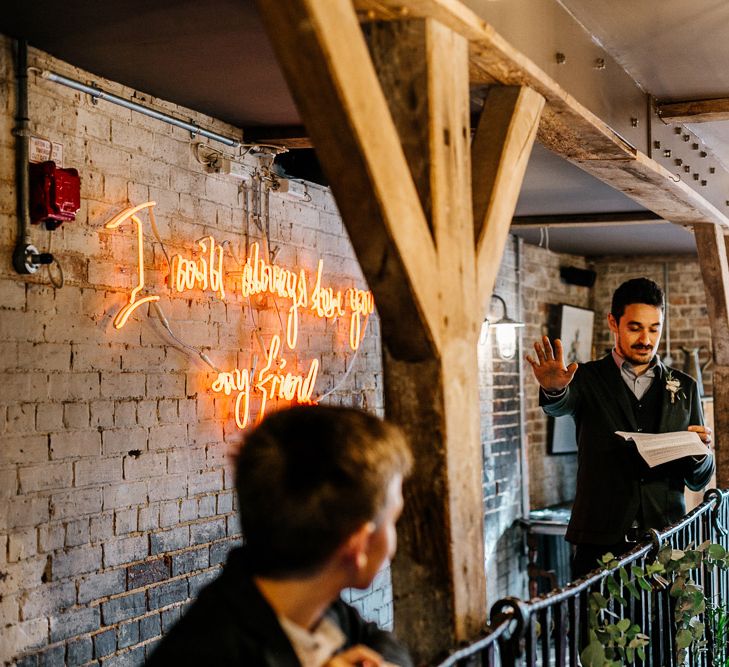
[541,354,714,545]
[146,547,412,666]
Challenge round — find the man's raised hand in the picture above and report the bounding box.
[525,336,578,392]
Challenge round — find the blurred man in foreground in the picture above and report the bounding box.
[148,405,413,666]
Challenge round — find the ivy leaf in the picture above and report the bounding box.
[676,628,693,650]
[581,639,608,667]
[708,543,727,560]
[591,592,608,610]
[670,549,685,561]
[606,576,620,598]
[670,575,686,596]
[657,545,672,565]
[690,621,704,639]
[637,646,645,662]
[637,577,652,592]
[626,581,640,600]
[617,618,630,632]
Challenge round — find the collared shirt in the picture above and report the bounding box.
[611,348,659,400]
[278,614,346,667]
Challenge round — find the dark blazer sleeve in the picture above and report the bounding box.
[682,379,715,491]
[329,600,413,667]
[539,369,581,417]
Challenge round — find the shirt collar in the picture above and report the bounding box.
[277,614,346,667]
[611,347,659,376]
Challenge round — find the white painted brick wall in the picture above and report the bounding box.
[0,36,387,665]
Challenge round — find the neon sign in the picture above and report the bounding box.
[211,334,318,429]
[171,235,226,300]
[105,201,372,428]
[104,202,160,329]
[239,242,374,351]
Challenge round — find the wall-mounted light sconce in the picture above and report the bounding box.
[482,294,524,360]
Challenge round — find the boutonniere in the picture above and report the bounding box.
[665,370,686,404]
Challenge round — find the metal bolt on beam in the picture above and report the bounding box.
[593,58,606,70]
[555,52,566,64]
[663,149,672,158]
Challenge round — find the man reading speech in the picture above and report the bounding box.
[526,278,714,578]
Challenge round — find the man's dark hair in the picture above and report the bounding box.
[610,277,664,322]
[235,405,412,578]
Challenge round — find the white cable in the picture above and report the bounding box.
[150,301,220,373]
[314,341,363,402]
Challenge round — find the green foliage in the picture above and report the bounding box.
[580,556,649,666]
[706,599,729,667]
[579,540,729,666]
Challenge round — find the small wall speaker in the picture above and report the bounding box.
[560,266,596,288]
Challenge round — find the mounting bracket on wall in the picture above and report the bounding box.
[13,243,53,274]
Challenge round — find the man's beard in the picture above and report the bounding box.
[619,340,656,366]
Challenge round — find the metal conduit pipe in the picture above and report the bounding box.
[515,235,530,519]
[40,70,243,149]
[12,39,31,273]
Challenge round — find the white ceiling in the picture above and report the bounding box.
[555,0,729,172]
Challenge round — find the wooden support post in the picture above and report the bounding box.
[694,223,729,487]
[369,18,485,656]
[473,86,544,316]
[256,1,543,661]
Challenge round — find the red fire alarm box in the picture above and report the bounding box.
[29,161,81,230]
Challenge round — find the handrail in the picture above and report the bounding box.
[436,488,729,666]
[435,616,513,667]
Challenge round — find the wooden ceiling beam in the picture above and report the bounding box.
[657,97,729,124]
[512,211,663,228]
[354,0,729,229]
[694,223,729,487]
[255,0,441,362]
[242,125,313,149]
[473,85,544,316]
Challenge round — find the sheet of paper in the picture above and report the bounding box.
[615,430,708,468]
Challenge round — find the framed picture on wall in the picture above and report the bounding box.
[548,304,595,455]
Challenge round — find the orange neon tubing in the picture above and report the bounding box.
[105,205,160,329]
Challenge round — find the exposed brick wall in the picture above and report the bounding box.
[480,238,528,603]
[0,39,387,665]
[520,244,590,510]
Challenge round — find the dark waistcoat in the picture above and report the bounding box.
[623,374,662,436]
[622,376,663,525]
